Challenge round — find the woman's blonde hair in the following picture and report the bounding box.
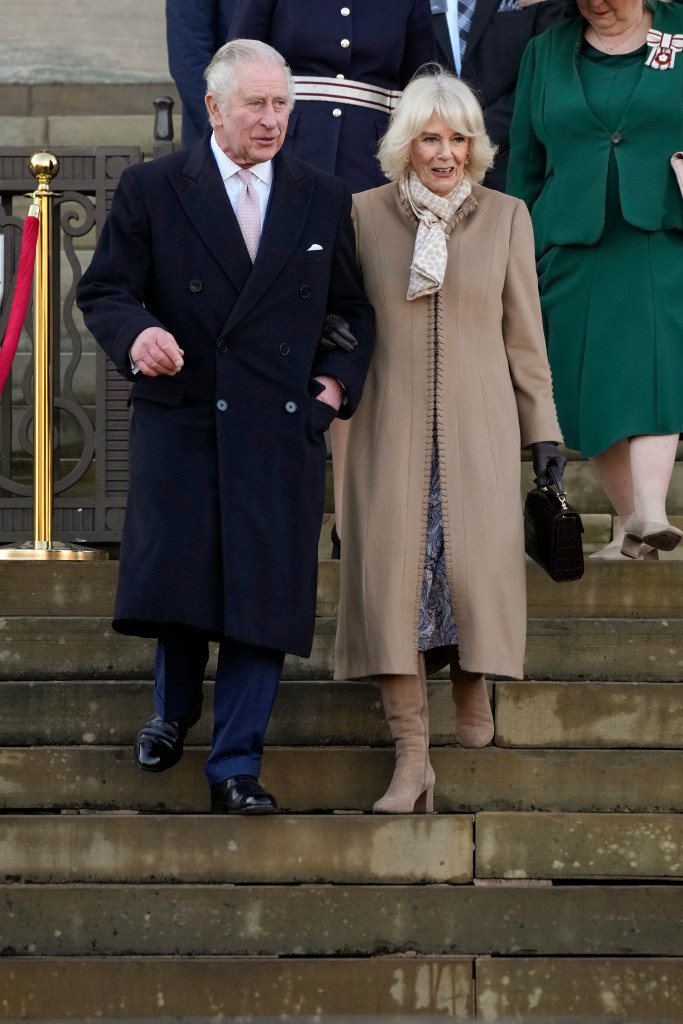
[378,65,497,184]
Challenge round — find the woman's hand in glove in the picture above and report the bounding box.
[530,441,567,489]
[318,314,358,353]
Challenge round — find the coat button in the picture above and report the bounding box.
[341,6,350,14]
[279,343,290,355]
[217,340,228,353]
[189,279,203,292]
[340,38,350,47]
[299,285,312,298]
[216,399,228,412]
[336,73,345,79]
[285,401,298,413]
[611,131,623,144]
[332,107,342,117]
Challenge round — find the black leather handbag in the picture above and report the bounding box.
[524,482,585,582]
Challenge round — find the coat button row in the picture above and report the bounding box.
[218,341,290,356]
[218,399,299,413]
[189,279,203,292]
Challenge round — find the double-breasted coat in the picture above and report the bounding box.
[77,140,374,657]
[229,0,435,192]
[334,182,561,682]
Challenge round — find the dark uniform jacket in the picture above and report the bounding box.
[229,0,435,192]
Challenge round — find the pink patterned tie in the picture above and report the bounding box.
[236,169,261,262]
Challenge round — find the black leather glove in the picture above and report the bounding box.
[318,314,358,353]
[530,441,567,489]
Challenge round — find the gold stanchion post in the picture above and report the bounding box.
[0,151,106,560]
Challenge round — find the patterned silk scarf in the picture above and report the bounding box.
[401,169,472,301]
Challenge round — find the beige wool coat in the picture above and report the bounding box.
[334,181,562,682]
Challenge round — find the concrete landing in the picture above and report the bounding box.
[0,0,169,84]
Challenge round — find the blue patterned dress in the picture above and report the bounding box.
[417,352,458,653]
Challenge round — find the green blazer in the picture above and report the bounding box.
[507,1,683,256]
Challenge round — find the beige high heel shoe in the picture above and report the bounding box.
[621,513,682,557]
[589,541,658,561]
[450,663,494,748]
[373,656,435,814]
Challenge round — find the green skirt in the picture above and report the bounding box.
[538,217,683,458]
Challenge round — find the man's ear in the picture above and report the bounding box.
[205,94,220,126]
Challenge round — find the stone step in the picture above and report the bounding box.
[3,746,683,813]
[2,679,683,749]
[2,810,680,884]
[496,680,683,748]
[476,811,683,880]
[0,959,680,1024]
[0,813,472,885]
[1,882,681,957]
[476,958,683,1021]
[1,615,682,681]
[0,956,476,1020]
[2,556,681,622]
[0,113,163,159]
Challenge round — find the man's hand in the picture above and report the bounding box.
[313,375,343,413]
[130,327,184,377]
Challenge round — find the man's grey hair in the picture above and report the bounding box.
[204,38,295,116]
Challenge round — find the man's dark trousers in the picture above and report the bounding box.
[154,627,284,786]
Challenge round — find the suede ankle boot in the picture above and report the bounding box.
[450,662,494,748]
[373,656,435,813]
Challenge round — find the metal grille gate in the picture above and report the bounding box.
[0,146,144,544]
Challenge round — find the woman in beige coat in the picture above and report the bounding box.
[334,69,564,813]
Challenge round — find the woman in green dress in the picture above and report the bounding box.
[507,0,683,559]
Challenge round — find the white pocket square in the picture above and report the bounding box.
[307,243,323,251]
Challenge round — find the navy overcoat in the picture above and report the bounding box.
[229,0,435,192]
[77,140,374,657]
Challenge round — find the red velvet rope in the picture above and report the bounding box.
[0,211,40,396]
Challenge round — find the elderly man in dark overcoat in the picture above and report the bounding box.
[77,38,374,814]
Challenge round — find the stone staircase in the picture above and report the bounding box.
[2,451,683,1021]
[0,0,176,160]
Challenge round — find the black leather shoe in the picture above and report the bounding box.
[135,700,202,772]
[210,775,277,815]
